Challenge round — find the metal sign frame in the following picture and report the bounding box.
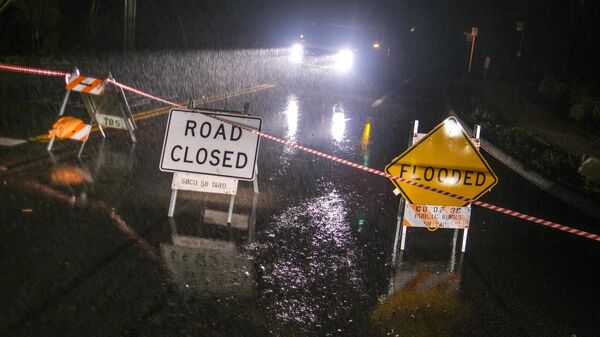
[47,68,136,158]
[166,101,259,224]
[392,120,482,260]
[95,73,137,142]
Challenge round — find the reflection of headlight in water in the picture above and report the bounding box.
[335,49,353,72]
[285,95,299,138]
[289,43,303,63]
[251,190,365,332]
[331,103,346,142]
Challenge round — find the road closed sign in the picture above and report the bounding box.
[160,109,262,180]
[385,117,498,206]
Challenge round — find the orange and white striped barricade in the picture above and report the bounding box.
[165,102,260,224]
[391,121,482,259]
[47,67,107,154]
[92,73,137,143]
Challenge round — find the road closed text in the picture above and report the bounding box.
[170,145,248,168]
[160,110,262,180]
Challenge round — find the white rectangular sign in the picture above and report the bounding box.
[96,113,128,130]
[403,204,471,229]
[160,109,262,180]
[172,172,238,195]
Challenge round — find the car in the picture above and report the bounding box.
[288,22,389,73]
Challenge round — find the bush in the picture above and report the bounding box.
[537,73,568,102]
[569,102,600,130]
[450,82,590,195]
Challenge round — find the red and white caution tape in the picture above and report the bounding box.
[1,63,598,242]
[256,130,600,240]
[0,63,68,77]
[105,78,186,109]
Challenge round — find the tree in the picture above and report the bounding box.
[13,0,62,54]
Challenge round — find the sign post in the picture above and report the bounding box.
[47,68,106,156]
[468,26,478,74]
[160,106,262,222]
[387,117,497,255]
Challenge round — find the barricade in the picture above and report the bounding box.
[47,68,136,157]
[46,68,104,157]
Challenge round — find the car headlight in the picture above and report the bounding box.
[335,49,353,72]
[289,43,303,63]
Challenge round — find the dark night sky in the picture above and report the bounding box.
[0,0,598,78]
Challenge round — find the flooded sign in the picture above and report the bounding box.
[160,109,262,180]
[403,204,471,230]
[385,117,498,206]
[172,172,238,195]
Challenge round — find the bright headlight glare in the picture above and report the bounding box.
[335,49,353,72]
[289,43,303,63]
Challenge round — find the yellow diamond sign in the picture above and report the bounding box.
[385,117,498,206]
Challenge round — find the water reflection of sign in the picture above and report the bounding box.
[403,204,471,229]
[385,117,498,206]
[161,240,254,297]
[373,257,469,337]
[161,209,257,298]
[172,172,238,195]
[160,109,262,180]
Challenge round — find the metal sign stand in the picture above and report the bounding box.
[167,101,259,223]
[390,233,464,298]
[392,120,481,260]
[47,68,105,157]
[104,73,137,143]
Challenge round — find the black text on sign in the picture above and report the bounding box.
[160,109,262,180]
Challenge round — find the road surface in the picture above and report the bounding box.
[1,51,598,337]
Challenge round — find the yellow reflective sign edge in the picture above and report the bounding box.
[384,117,499,206]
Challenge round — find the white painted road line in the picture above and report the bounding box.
[370,94,389,108]
[0,137,27,147]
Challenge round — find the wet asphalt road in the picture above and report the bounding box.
[1,51,599,337]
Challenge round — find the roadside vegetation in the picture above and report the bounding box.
[448,80,600,197]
